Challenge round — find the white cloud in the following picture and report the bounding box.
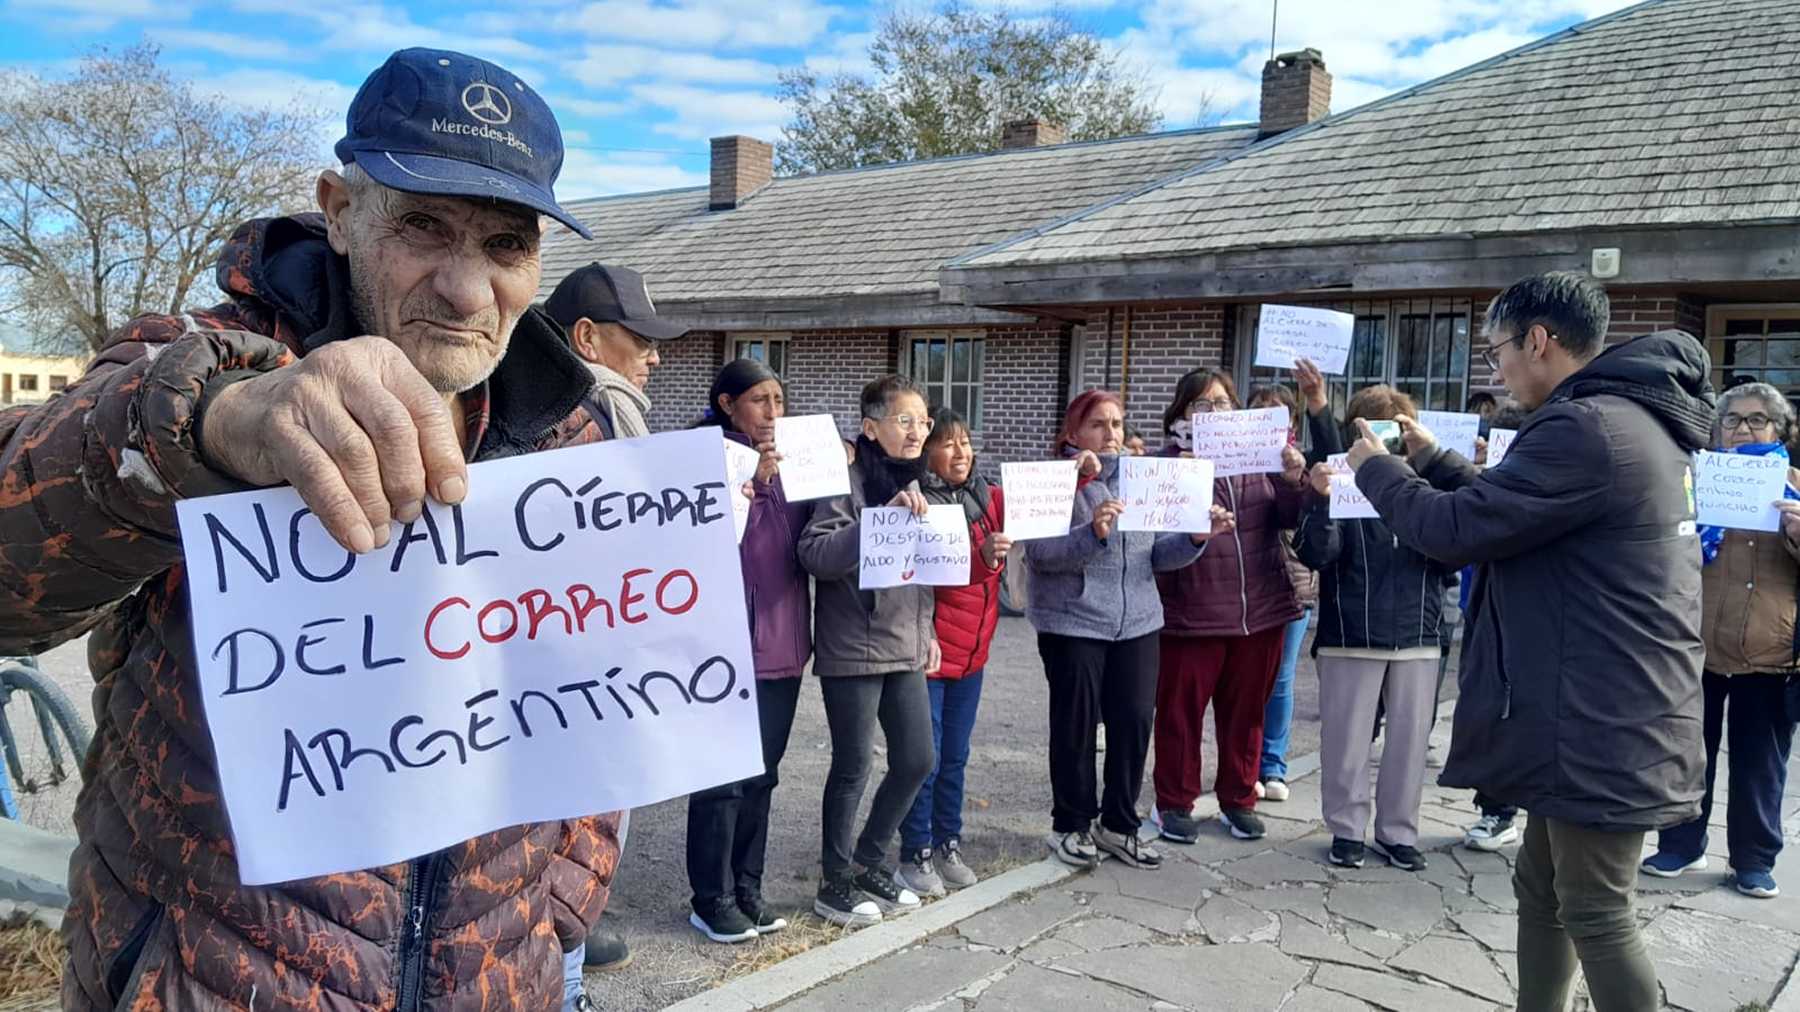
[11,0,190,30]
[226,0,546,65]
[180,67,355,161]
[566,44,778,88]
[146,28,303,62]
[555,148,707,198]
[548,94,639,119]
[629,83,788,142]
[559,0,841,50]
[801,30,874,78]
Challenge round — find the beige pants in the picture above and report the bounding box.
[1317,655,1437,846]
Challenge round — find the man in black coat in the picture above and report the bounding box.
[1346,272,1711,1012]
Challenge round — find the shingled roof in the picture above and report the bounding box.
[951,0,1800,273]
[538,125,1257,305]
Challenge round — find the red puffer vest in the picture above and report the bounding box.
[930,485,1005,680]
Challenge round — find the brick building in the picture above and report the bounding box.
[543,0,1800,463]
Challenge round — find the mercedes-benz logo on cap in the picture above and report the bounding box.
[461,81,512,125]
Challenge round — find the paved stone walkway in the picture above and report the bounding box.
[769,723,1800,1012]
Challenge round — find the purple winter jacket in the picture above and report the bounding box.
[730,430,814,679]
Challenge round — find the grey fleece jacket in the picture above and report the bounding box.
[1024,454,1208,641]
[796,462,936,676]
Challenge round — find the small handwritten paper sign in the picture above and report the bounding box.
[1417,411,1481,462]
[1254,304,1355,375]
[1694,450,1787,532]
[1326,453,1379,519]
[723,437,761,543]
[1002,460,1078,540]
[1485,428,1517,470]
[1190,407,1290,477]
[859,505,973,588]
[1118,456,1215,532]
[173,429,760,885]
[773,414,851,502]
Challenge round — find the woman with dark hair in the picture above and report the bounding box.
[684,358,812,943]
[797,375,940,926]
[895,408,1011,897]
[1152,368,1307,845]
[1027,390,1233,870]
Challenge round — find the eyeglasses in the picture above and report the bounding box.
[1723,412,1775,432]
[874,413,934,433]
[1481,334,1526,370]
[1190,398,1235,414]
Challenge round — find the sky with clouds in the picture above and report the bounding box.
[1,0,1642,201]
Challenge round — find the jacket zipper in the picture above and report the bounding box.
[1229,481,1249,635]
[396,852,441,1011]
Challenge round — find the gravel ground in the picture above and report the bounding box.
[26,613,1437,1012]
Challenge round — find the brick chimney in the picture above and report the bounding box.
[1259,48,1331,138]
[710,135,773,210]
[1001,118,1067,150]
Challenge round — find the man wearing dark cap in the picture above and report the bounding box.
[0,48,618,1010]
[546,262,688,439]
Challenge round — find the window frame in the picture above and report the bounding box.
[1704,304,1800,395]
[1237,299,1477,421]
[16,374,38,392]
[901,329,986,430]
[726,333,791,377]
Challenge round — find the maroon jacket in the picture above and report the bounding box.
[1156,453,1306,638]
[926,481,1005,680]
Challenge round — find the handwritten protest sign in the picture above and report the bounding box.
[1254,304,1355,375]
[859,505,973,588]
[1417,411,1481,461]
[1485,428,1517,469]
[1118,456,1215,532]
[173,429,761,885]
[1326,453,1379,519]
[1190,407,1290,477]
[773,414,851,502]
[723,437,762,543]
[1002,460,1078,540]
[1694,450,1787,532]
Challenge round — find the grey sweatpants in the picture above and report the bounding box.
[1317,655,1436,846]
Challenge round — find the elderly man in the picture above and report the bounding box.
[545,262,687,438]
[1345,272,1711,1012]
[0,49,618,1010]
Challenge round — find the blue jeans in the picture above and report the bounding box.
[563,944,585,1010]
[900,670,985,854]
[1260,609,1312,780]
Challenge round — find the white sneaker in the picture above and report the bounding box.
[1051,829,1099,868]
[1464,813,1520,851]
[1426,744,1446,769]
[1262,778,1290,802]
[1253,780,1266,800]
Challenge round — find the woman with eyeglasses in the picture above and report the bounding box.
[1638,381,1800,899]
[797,375,941,927]
[1151,369,1308,845]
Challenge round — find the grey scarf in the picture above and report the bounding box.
[586,361,652,439]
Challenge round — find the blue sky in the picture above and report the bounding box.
[1,0,1639,200]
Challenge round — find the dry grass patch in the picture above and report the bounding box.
[0,914,63,1010]
[718,912,858,981]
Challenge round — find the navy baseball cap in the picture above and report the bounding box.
[335,48,592,239]
[545,263,688,341]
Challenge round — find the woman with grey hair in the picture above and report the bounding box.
[1640,381,1800,898]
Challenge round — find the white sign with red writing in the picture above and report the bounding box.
[1326,453,1379,520]
[1001,460,1078,540]
[174,428,761,885]
[1190,406,1291,477]
[1254,304,1355,375]
[1484,428,1517,470]
[859,505,972,588]
[773,414,851,502]
[1118,456,1216,532]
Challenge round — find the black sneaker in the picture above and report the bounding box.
[737,892,788,934]
[1328,838,1366,868]
[1156,807,1202,844]
[688,900,760,944]
[1093,824,1163,869]
[1372,839,1428,872]
[1218,807,1267,840]
[853,866,921,914]
[582,927,632,971]
[814,875,882,928]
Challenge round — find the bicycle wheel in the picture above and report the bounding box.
[0,658,92,832]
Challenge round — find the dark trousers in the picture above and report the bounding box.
[818,670,935,879]
[1656,671,1795,874]
[1153,628,1285,812]
[900,670,985,854]
[1039,631,1158,835]
[685,676,802,913]
[1515,816,1659,1012]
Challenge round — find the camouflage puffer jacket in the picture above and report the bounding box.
[0,213,620,1011]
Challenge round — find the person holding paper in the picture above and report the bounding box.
[683,359,814,943]
[0,49,621,1012]
[1639,383,1800,900]
[1294,385,1453,873]
[895,408,1012,899]
[1151,370,1306,846]
[1026,390,1232,872]
[796,375,940,927]
[1344,272,1712,1012]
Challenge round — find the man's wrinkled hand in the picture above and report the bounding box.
[199,336,468,554]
